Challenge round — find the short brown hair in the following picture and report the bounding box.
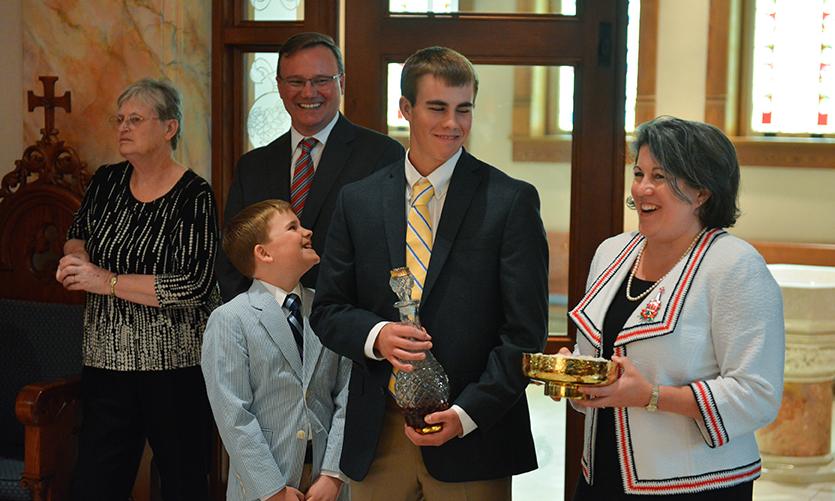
[222,200,292,278]
[278,32,344,76]
[400,46,478,105]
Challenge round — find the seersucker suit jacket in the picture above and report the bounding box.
[216,113,405,300]
[202,281,350,501]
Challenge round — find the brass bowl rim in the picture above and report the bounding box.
[522,352,618,386]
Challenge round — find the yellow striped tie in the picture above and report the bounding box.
[406,178,435,300]
[389,178,435,396]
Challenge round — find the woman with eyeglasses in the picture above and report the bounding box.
[56,78,220,500]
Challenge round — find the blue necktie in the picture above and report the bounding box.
[284,293,304,358]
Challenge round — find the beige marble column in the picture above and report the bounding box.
[758,265,835,483]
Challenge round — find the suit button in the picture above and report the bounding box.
[297,430,306,440]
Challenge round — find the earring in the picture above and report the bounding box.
[626,196,636,210]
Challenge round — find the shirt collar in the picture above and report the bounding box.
[256,279,302,308]
[290,112,340,152]
[404,147,462,199]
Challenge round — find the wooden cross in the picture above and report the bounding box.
[27,76,71,138]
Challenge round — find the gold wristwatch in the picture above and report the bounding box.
[645,384,660,412]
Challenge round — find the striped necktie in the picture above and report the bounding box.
[284,293,304,358]
[389,177,436,397]
[290,137,318,216]
[406,178,435,300]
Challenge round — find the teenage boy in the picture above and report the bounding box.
[312,47,548,500]
[203,199,349,501]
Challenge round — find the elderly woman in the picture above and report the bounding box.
[56,78,220,499]
[563,116,784,500]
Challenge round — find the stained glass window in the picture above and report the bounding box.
[243,0,304,21]
[244,53,291,151]
[750,0,834,134]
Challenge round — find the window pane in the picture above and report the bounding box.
[389,0,576,15]
[750,0,835,134]
[387,63,572,338]
[243,52,291,152]
[242,0,304,21]
[625,0,641,133]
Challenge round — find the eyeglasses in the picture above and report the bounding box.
[108,114,160,130]
[278,73,342,90]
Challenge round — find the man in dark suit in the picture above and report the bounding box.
[216,32,404,301]
[312,46,548,500]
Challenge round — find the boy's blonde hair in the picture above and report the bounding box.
[222,199,292,278]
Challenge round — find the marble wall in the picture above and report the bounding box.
[22,0,211,180]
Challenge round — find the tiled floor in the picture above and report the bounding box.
[513,386,835,500]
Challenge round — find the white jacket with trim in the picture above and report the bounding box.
[568,229,784,495]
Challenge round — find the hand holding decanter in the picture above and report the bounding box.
[389,267,451,434]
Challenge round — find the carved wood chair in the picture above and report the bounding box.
[0,119,89,501]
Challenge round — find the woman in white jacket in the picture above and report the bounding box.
[563,116,784,499]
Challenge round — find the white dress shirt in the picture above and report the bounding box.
[289,112,340,178]
[257,279,306,318]
[361,148,478,437]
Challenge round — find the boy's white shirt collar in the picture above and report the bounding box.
[256,279,303,309]
[290,112,340,151]
[404,147,461,198]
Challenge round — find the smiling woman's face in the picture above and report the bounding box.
[631,145,704,245]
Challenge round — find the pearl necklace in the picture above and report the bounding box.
[625,228,708,302]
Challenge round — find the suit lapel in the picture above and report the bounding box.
[273,133,293,201]
[300,114,355,230]
[301,287,323,388]
[568,235,642,350]
[614,228,725,345]
[383,163,407,271]
[568,229,726,349]
[422,151,482,303]
[249,282,303,379]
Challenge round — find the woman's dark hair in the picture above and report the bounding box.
[632,116,741,228]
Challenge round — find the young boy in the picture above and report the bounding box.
[202,199,349,501]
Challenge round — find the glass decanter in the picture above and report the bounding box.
[389,267,451,434]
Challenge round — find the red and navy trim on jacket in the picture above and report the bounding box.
[690,380,730,448]
[614,228,724,346]
[569,229,725,349]
[607,346,757,495]
[569,234,644,348]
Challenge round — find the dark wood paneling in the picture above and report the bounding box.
[344,2,628,499]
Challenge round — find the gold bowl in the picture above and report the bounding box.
[522,353,618,399]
